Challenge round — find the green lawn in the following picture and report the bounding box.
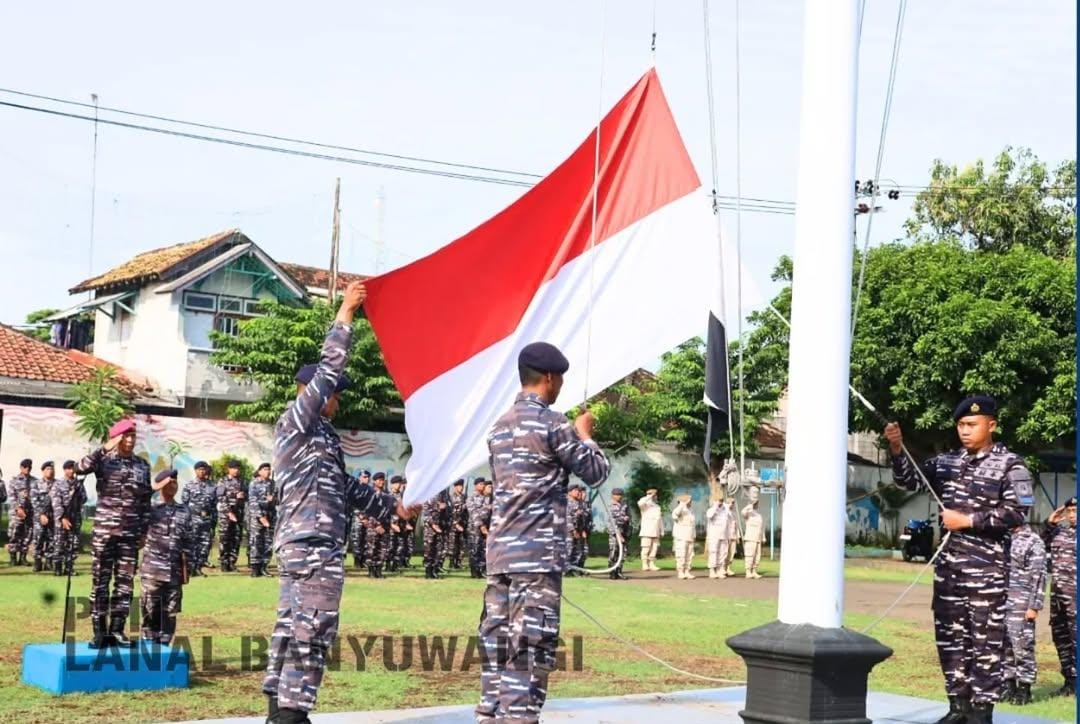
[0,555,1072,723]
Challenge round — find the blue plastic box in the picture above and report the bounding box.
[22,641,189,694]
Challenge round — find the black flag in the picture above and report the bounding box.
[703,308,731,469]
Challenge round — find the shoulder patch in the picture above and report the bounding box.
[1006,466,1036,507]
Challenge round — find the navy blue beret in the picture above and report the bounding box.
[612,488,624,495]
[1065,496,1077,508]
[390,475,404,484]
[518,342,569,375]
[953,395,998,421]
[453,479,464,486]
[361,470,371,477]
[296,363,352,393]
[194,460,210,471]
[227,459,242,468]
[372,472,386,480]
[473,477,486,485]
[62,460,76,470]
[41,461,54,470]
[19,458,32,468]
[155,469,178,483]
[257,463,271,472]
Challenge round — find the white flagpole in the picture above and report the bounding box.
[777,0,860,629]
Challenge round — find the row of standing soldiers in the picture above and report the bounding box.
[4,459,88,575]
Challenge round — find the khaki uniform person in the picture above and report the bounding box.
[671,494,697,579]
[705,497,730,578]
[637,489,663,571]
[741,496,765,578]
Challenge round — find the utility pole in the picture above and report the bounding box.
[328,178,341,301]
[87,93,100,301]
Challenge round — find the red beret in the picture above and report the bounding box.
[108,418,136,438]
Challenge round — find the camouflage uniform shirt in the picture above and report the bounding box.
[140,502,193,584]
[273,321,396,550]
[486,392,610,574]
[77,448,152,537]
[181,479,218,524]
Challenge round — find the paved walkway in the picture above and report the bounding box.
[172,687,1069,723]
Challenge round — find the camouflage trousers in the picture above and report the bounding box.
[349,515,367,564]
[389,530,409,566]
[365,525,388,565]
[7,513,31,554]
[932,559,1007,704]
[1049,581,1077,679]
[404,527,415,564]
[248,519,273,567]
[477,572,563,724]
[569,534,588,568]
[470,532,488,573]
[191,519,214,571]
[90,531,139,622]
[140,578,182,643]
[263,542,344,713]
[423,527,441,568]
[608,528,628,574]
[1003,598,1038,684]
[219,519,243,570]
[53,523,79,574]
[32,521,54,566]
[449,528,467,567]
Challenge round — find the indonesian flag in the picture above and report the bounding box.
[365,69,726,505]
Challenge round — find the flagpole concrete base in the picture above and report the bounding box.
[726,621,892,724]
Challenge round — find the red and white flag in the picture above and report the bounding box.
[365,70,724,505]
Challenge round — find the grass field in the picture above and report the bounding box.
[0,553,1073,723]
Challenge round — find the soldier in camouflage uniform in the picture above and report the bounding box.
[364,473,390,578]
[50,461,87,576]
[78,418,152,648]
[1000,522,1045,705]
[448,479,469,569]
[422,491,448,579]
[886,395,1031,723]
[477,342,610,723]
[400,478,416,568]
[181,461,217,576]
[348,470,371,569]
[386,476,407,573]
[260,283,413,724]
[216,460,247,572]
[139,470,192,644]
[607,488,630,580]
[31,461,56,573]
[1042,496,1077,698]
[7,459,35,566]
[467,478,486,578]
[247,463,276,577]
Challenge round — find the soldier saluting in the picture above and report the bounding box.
[885,395,1032,724]
[260,281,418,724]
[78,418,152,648]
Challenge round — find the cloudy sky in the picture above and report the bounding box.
[0,1,1074,328]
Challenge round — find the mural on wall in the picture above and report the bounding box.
[0,404,408,503]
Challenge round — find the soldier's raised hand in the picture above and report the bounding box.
[104,434,123,452]
[336,280,368,324]
[1048,505,1065,524]
[574,410,596,441]
[883,422,903,455]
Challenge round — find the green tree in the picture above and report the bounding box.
[64,367,134,443]
[24,308,60,343]
[624,459,680,515]
[209,300,400,430]
[165,439,191,466]
[208,452,254,482]
[905,147,1076,259]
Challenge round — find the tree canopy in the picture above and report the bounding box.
[209,300,400,430]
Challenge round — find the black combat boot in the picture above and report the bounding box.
[967,702,992,724]
[109,615,135,648]
[933,696,971,724]
[8,551,15,566]
[367,565,376,578]
[353,554,362,569]
[265,693,280,724]
[276,708,311,724]
[374,564,384,579]
[32,558,42,573]
[424,565,433,579]
[615,570,628,580]
[1014,682,1032,705]
[251,566,260,577]
[1052,677,1076,697]
[88,616,108,649]
[19,551,28,566]
[54,560,64,576]
[1000,680,1016,704]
